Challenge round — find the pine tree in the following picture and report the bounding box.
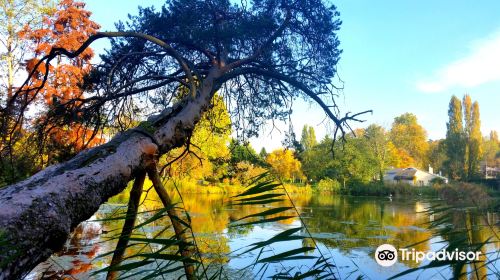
[259,147,268,159]
[444,95,465,180]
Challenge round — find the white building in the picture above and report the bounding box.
[384,166,448,186]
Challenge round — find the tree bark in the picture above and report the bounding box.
[147,165,196,280]
[106,171,145,280]
[0,68,220,280]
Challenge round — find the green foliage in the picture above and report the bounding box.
[229,139,261,166]
[300,137,333,181]
[364,124,399,181]
[445,95,465,180]
[482,130,500,171]
[445,95,484,181]
[315,178,341,193]
[300,125,317,151]
[0,133,42,187]
[258,147,268,159]
[301,134,378,184]
[465,100,482,180]
[427,139,447,175]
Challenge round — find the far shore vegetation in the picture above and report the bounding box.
[3,90,499,206]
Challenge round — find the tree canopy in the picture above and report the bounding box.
[389,113,428,168]
[300,124,317,151]
[444,94,484,180]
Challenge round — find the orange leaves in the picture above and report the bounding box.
[22,0,99,102]
[394,148,415,168]
[20,0,102,158]
[48,123,103,151]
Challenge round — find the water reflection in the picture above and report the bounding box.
[29,190,499,279]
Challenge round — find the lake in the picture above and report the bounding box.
[28,190,499,279]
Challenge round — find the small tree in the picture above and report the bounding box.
[390,113,429,168]
[300,124,317,151]
[266,148,304,182]
[20,0,101,164]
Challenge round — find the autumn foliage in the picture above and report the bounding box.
[21,0,99,102]
[266,149,305,182]
[21,0,101,162]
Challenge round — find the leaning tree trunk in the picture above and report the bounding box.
[0,68,221,280]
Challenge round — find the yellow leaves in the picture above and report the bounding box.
[390,113,429,168]
[163,94,231,180]
[234,161,266,183]
[393,147,415,168]
[266,149,304,181]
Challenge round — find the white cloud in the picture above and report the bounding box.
[416,31,500,93]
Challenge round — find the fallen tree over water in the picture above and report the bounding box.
[0,1,371,278]
[0,65,220,279]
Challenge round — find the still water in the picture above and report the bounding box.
[29,191,499,279]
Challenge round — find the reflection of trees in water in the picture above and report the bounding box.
[102,193,435,270]
[433,209,499,280]
[33,189,499,279]
[299,196,431,259]
[36,221,102,278]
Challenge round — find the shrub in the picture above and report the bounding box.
[430,177,445,186]
[437,182,493,208]
[316,178,341,193]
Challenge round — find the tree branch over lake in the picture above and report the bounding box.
[0,0,371,278]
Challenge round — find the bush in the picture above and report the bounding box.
[436,182,493,208]
[283,183,313,194]
[430,177,446,186]
[315,178,341,193]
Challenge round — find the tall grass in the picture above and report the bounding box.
[392,183,499,279]
[90,171,341,279]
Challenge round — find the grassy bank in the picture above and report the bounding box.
[120,177,497,206]
[161,178,314,195]
[344,182,437,196]
[308,178,437,196]
[163,178,437,197]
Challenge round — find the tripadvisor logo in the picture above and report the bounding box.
[375,244,398,267]
[374,244,482,267]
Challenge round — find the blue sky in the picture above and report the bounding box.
[84,0,500,151]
